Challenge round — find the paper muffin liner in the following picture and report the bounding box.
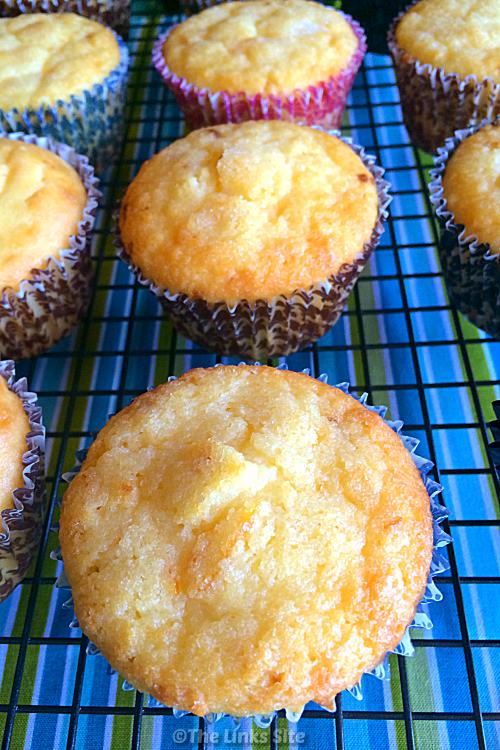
[428,119,499,339]
[488,400,500,487]
[0,360,45,602]
[53,367,451,723]
[152,12,366,130]
[0,0,130,36]
[0,132,101,360]
[387,2,500,153]
[115,131,391,360]
[0,31,129,168]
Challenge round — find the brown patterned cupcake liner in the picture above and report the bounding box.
[387,2,500,153]
[0,359,45,602]
[115,131,391,360]
[0,132,101,360]
[428,119,499,339]
[0,32,129,167]
[0,0,130,37]
[152,13,366,130]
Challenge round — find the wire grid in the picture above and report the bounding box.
[0,1,499,748]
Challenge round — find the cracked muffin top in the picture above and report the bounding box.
[61,365,433,717]
[162,0,360,95]
[119,120,379,303]
[0,13,120,110]
[0,138,87,290]
[395,0,500,82]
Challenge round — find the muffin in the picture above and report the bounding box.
[117,120,390,359]
[60,364,435,716]
[0,0,130,37]
[153,0,366,130]
[429,119,499,338]
[388,0,500,153]
[0,13,129,165]
[0,359,44,601]
[0,132,100,359]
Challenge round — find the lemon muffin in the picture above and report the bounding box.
[0,367,29,514]
[0,359,44,602]
[388,0,500,152]
[118,120,390,358]
[60,365,435,716]
[0,13,128,164]
[0,133,100,359]
[429,120,499,337]
[0,0,130,38]
[153,0,366,129]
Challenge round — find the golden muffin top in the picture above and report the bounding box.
[0,374,29,514]
[0,139,88,291]
[0,13,120,110]
[395,0,500,82]
[442,123,500,252]
[120,121,379,303]
[60,365,433,717]
[163,0,359,95]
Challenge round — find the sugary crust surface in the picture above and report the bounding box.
[0,13,120,110]
[0,139,87,290]
[61,365,433,717]
[395,0,500,82]
[0,375,29,514]
[163,0,358,95]
[442,123,500,252]
[119,121,379,303]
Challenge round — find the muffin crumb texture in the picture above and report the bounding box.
[120,121,379,303]
[0,374,29,514]
[163,0,359,95]
[442,123,500,252]
[0,138,87,290]
[0,13,120,110]
[395,0,500,82]
[61,366,433,717]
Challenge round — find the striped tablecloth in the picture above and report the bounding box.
[1,2,499,748]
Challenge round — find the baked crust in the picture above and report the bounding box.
[442,123,500,252]
[0,13,120,110]
[395,0,500,82]
[0,374,29,513]
[119,121,379,303]
[163,0,358,96]
[61,365,433,717]
[0,138,87,290]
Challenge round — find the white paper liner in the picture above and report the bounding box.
[53,366,451,723]
[0,31,129,167]
[0,132,101,359]
[0,359,45,601]
[387,1,500,153]
[428,118,499,338]
[115,128,392,360]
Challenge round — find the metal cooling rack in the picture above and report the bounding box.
[1,1,499,748]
